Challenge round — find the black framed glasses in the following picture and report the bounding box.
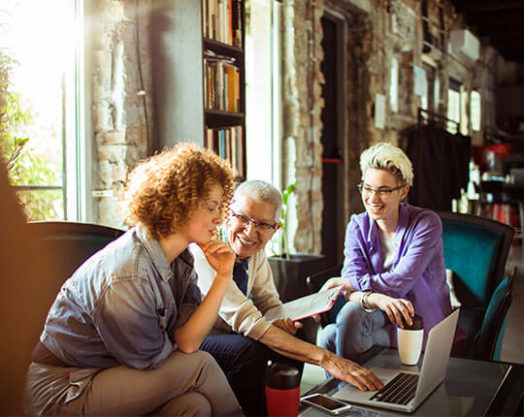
[231,211,278,232]
[357,183,406,197]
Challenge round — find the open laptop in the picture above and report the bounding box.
[333,308,459,413]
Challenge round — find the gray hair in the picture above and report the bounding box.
[359,142,414,186]
[234,180,283,214]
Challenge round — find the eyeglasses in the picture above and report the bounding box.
[357,183,406,197]
[231,211,278,232]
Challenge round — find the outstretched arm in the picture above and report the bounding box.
[259,326,383,391]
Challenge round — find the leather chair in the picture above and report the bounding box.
[439,212,515,361]
[28,221,125,307]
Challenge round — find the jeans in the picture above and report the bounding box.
[318,301,391,362]
[201,334,303,417]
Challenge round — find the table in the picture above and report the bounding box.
[300,348,523,416]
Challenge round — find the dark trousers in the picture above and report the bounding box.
[201,333,304,416]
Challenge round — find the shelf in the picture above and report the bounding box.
[151,0,246,179]
[203,38,243,58]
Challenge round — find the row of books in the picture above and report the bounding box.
[204,51,241,113]
[205,125,244,177]
[202,0,243,48]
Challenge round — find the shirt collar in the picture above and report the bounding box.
[135,223,174,283]
[366,204,408,244]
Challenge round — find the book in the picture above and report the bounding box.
[263,286,344,323]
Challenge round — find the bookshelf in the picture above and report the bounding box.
[151,0,246,179]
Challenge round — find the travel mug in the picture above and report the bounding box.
[265,361,301,417]
[397,314,424,365]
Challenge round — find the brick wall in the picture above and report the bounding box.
[282,0,498,254]
[90,0,152,228]
[89,0,498,252]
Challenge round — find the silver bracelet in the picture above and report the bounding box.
[360,291,377,313]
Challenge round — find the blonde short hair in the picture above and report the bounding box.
[122,143,233,239]
[359,142,414,186]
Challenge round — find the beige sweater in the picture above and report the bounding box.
[190,244,282,340]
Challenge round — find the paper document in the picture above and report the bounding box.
[263,286,344,323]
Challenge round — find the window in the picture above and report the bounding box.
[245,0,282,188]
[447,77,461,134]
[421,64,437,113]
[0,0,85,221]
[389,57,399,113]
[471,90,481,132]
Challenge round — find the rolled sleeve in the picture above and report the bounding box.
[174,271,202,329]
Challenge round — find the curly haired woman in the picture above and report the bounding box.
[25,144,243,416]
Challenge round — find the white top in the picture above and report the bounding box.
[379,232,398,272]
[190,243,283,340]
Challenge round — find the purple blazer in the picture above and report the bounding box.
[342,203,452,346]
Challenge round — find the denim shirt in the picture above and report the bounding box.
[40,224,201,370]
[343,203,452,343]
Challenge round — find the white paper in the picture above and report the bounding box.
[263,286,344,322]
[374,94,386,129]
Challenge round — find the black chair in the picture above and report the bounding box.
[29,221,125,299]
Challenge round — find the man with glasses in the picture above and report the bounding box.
[192,180,382,416]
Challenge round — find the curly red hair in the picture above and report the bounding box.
[122,143,233,239]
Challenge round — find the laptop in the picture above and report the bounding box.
[333,308,459,413]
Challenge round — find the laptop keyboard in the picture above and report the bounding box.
[369,372,419,405]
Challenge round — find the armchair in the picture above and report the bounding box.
[439,212,515,361]
[29,221,125,301]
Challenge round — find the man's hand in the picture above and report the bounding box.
[199,240,236,278]
[369,293,414,328]
[322,352,384,392]
[272,318,302,335]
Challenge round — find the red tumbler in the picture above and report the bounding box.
[265,362,301,417]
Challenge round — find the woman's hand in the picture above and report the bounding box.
[272,318,302,335]
[199,240,236,278]
[368,293,414,328]
[312,277,352,322]
[320,277,353,292]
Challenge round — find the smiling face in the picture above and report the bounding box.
[227,195,280,259]
[361,168,409,230]
[184,182,224,245]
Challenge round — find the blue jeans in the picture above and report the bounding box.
[201,333,304,417]
[318,301,391,362]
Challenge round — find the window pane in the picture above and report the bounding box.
[447,87,460,134]
[16,189,63,221]
[0,0,75,220]
[471,90,481,131]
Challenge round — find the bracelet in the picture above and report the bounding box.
[360,291,377,313]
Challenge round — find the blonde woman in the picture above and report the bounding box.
[319,142,452,362]
[25,144,243,416]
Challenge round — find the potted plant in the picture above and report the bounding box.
[268,182,327,344]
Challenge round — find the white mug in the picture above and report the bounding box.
[397,327,424,365]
